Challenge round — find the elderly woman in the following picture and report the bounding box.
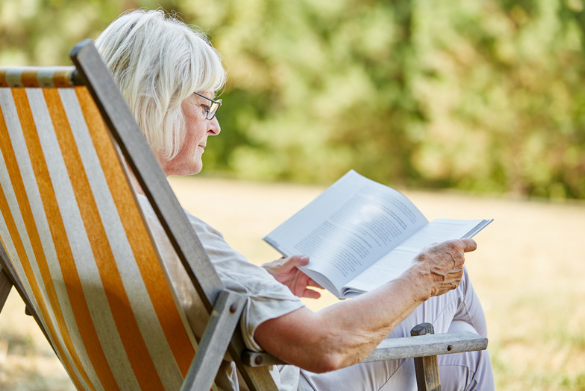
[96,9,494,391]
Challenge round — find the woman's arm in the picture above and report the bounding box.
[254,238,476,373]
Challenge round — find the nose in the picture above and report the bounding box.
[208,116,221,135]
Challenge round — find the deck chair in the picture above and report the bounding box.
[0,40,487,391]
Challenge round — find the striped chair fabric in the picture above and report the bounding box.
[0,67,210,391]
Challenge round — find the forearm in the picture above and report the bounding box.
[255,265,432,372]
[317,268,430,368]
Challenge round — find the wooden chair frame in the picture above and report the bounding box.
[0,40,487,391]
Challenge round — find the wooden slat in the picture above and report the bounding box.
[181,290,245,391]
[363,331,488,362]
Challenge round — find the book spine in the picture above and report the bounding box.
[462,219,494,239]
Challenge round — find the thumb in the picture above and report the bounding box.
[461,239,478,253]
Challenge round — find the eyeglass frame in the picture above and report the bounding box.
[193,91,222,120]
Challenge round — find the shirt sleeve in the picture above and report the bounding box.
[137,195,304,352]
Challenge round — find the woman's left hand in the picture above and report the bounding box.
[263,255,323,299]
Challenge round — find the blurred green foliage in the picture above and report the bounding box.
[2,0,585,199]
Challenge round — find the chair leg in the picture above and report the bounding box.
[411,323,441,391]
[0,268,13,313]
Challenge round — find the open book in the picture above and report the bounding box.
[263,170,492,299]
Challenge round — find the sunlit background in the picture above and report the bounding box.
[1,0,585,390]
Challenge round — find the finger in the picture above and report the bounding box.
[286,255,310,266]
[460,238,477,252]
[446,276,462,290]
[446,267,464,280]
[307,278,324,289]
[439,239,477,253]
[434,273,463,295]
[279,255,309,271]
[442,239,476,265]
[302,288,322,299]
[448,250,465,267]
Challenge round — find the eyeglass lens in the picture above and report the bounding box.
[208,103,218,119]
[207,100,221,120]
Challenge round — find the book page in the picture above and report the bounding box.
[342,218,492,297]
[341,247,418,297]
[397,219,492,252]
[263,170,428,294]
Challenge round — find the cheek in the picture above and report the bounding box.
[182,125,206,157]
[193,125,208,145]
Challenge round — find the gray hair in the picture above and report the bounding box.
[95,9,227,160]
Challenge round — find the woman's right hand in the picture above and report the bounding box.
[410,238,477,298]
[262,255,324,299]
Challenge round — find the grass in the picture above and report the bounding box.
[1,176,584,390]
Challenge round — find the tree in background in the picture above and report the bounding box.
[412,0,585,199]
[1,0,584,199]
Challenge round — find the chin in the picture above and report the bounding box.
[191,162,203,175]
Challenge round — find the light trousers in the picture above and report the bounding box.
[300,268,495,391]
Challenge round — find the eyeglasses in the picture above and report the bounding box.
[193,91,222,120]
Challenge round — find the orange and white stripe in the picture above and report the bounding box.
[0,68,203,391]
[0,67,76,88]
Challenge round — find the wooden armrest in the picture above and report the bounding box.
[242,331,487,368]
[363,331,488,363]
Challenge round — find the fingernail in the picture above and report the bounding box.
[300,256,309,262]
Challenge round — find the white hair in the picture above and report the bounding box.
[95,9,227,160]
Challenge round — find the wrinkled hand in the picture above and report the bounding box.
[412,239,477,298]
[263,255,324,299]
